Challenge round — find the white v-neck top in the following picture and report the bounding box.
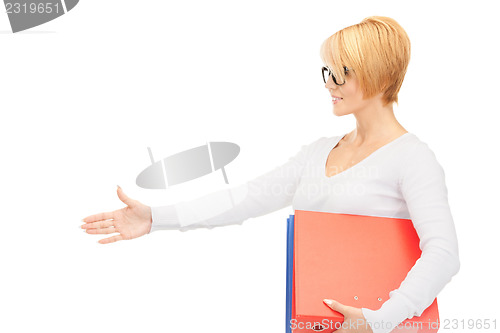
[149,132,460,333]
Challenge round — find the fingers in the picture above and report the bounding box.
[323,299,347,314]
[84,226,117,234]
[82,222,123,244]
[98,234,124,244]
[81,220,114,230]
[82,211,114,223]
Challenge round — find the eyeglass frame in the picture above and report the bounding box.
[322,66,349,86]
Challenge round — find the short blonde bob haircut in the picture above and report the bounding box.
[320,16,411,106]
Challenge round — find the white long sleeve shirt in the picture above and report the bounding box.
[149,132,460,333]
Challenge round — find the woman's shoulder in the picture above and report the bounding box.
[401,132,439,158]
[397,133,446,175]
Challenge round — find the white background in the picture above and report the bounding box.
[1,0,498,332]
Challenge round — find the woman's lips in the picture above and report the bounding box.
[332,96,343,104]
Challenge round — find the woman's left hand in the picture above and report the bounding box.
[323,299,374,333]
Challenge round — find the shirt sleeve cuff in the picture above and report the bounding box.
[362,291,410,333]
[149,205,181,233]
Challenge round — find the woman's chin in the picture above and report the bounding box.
[333,108,348,117]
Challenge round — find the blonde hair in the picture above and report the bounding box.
[320,16,411,106]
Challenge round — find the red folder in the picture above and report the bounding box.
[291,210,439,333]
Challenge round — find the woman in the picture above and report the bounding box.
[81,16,460,333]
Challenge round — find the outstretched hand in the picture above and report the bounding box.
[81,186,152,244]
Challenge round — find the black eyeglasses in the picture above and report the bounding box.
[322,66,349,85]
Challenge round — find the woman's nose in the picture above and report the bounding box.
[325,76,336,90]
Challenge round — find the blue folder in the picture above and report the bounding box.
[286,214,294,333]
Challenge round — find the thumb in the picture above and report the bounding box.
[323,299,346,314]
[117,185,135,207]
